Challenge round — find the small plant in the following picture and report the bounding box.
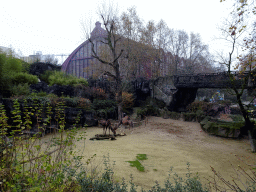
[136,154,148,160]
[127,160,145,172]
[126,154,148,172]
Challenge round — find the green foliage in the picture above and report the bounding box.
[92,99,116,109]
[183,112,197,122]
[127,160,145,172]
[196,110,206,122]
[216,100,232,106]
[136,154,148,160]
[92,99,117,117]
[0,98,88,191]
[137,105,160,119]
[165,111,182,120]
[30,91,48,97]
[21,60,31,73]
[0,52,38,97]
[187,101,209,113]
[48,71,88,86]
[10,72,39,85]
[2,56,23,74]
[230,114,244,122]
[126,154,148,172]
[39,70,54,84]
[64,97,80,108]
[9,83,31,96]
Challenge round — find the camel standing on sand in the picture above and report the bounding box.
[118,115,134,130]
[98,119,117,135]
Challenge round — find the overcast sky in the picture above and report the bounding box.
[0,0,234,63]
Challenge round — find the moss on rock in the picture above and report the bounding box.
[200,116,241,138]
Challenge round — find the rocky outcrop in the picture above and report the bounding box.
[200,116,242,138]
[29,62,61,76]
[30,81,48,93]
[47,84,75,97]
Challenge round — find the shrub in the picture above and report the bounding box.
[92,87,107,100]
[183,112,197,122]
[31,91,48,97]
[187,101,207,113]
[48,71,88,87]
[64,97,79,108]
[230,114,244,122]
[39,70,54,84]
[196,110,206,122]
[122,92,134,109]
[168,111,182,120]
[9,83,30,96]
[78,97,91,110]
[92,99,117,118]
[2,56,23,74]
[10,72,39,85]
[137,108,147,119]
[77,159,210,192]
[137,105,160,119]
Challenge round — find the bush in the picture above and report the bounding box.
[0,53,39,98]
[48,71,88,87]
[39,70,54,84]
[92,99,117,118]
[196,110,206,122]
[64,97,79,107]
[187,101,208,113]
[77,159,210,192]
[168,111,182,120]
[122,92,134,109]
[10,72,39,85]
[92,87,107,100]
[30,91,48,97]
[2,57,23,74]
[183,112,197,122]
[9,83,31,96]
[78,97,91,110]
[230,114,244,122]
[137,105,160,119]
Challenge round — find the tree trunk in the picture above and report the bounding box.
[117,103,122,121]
[237,93,256,152]
[248,130,256,152]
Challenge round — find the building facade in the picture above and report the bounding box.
[61,22,175,80]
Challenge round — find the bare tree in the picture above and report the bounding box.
[218,0,256,151]
[44,54,58,65]
[89,11,124,120]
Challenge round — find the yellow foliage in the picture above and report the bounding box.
[122,92,134,109]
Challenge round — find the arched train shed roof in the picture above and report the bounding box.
[61,21,107,77]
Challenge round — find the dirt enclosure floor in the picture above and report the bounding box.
[45,116,256,191]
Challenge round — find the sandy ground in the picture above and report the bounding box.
[43,117,256,191]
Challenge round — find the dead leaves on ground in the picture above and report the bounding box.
[149,122,186,135]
